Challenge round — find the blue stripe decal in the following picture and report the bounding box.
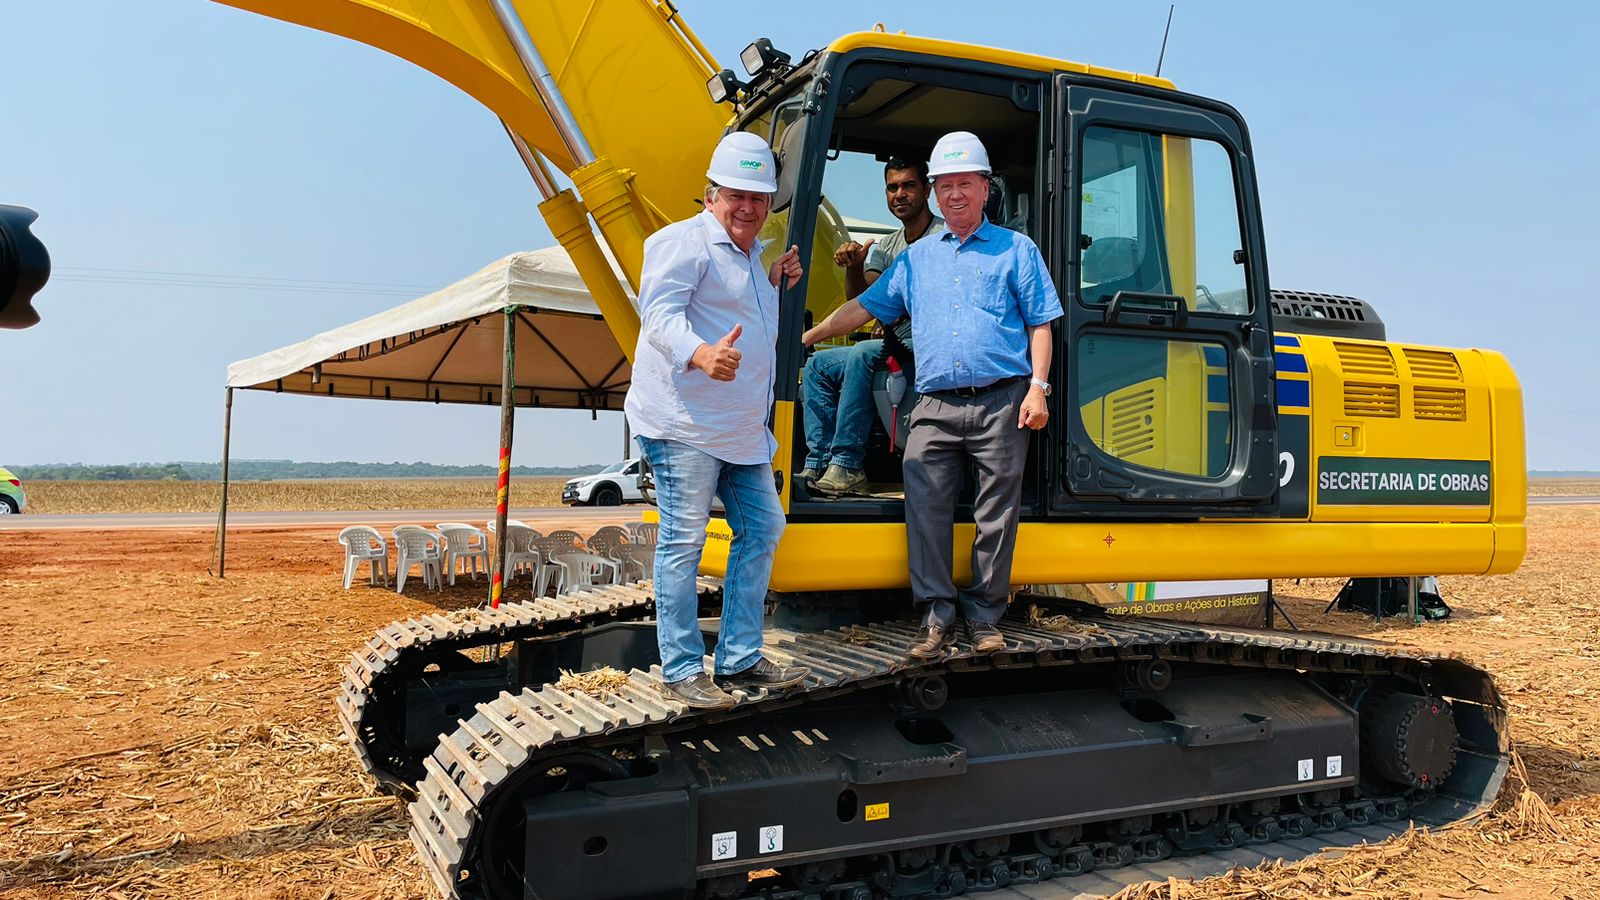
[1276,378,1310,408]
[1202,345,1227,366]
[1207,375,1229,404]
[1274,334,1301,348]
[1275,351,1308,373]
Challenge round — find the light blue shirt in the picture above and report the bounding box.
[624,209,779,465]
[857,217,1063,393]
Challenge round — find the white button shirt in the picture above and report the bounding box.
[624,209,779,465]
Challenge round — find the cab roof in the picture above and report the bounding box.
[824,31,1176,90]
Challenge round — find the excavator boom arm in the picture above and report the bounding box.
[212,0,736,356]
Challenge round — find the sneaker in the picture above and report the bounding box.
[716,657,811,692]
[966,621,1006,654]
[907,623,952,660]
[660,673,736,710]
[814,464,867,495]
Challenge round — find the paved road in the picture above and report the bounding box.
[0,506,643,531]
[1528,495,1600,505]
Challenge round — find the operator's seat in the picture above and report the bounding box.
[870,330,918,453]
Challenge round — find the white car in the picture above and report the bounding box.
[561,458,646,507]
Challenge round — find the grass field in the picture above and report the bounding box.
[21,477,568,514]
[17,475,1595,515]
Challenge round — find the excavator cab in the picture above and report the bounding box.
[736,43,1280,521]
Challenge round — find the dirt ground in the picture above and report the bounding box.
[1,507,1597,899]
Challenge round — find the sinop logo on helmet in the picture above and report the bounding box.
[738,159,767,171]
[942,149,969,161]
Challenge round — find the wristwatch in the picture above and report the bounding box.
[1029,378,1053,396]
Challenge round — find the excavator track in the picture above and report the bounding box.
[398,600,1509,900]
[336,578,723,793]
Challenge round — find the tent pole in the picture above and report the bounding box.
[215,387,234,577]
[623,418,631,460]
[490,307,517,609]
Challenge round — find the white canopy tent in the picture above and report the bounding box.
[226,246,633,409]
[215,246,635,577]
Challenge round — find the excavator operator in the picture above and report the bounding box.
[800,157,942,497]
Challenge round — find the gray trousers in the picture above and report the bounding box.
[902,379,1030,628]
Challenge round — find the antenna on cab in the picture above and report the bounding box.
[1155,5,1175,78]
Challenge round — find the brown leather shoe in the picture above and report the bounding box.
[716,657,811,692]
[967,621,1006,654]
[660,673,736,710]
[907,624,952,660]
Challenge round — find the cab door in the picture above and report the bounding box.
[1051,82,1277,516]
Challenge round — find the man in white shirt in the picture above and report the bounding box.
[625,131,810,709]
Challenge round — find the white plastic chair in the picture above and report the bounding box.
[551,551,622,590]
[502,524,543,588]
[392,525,444,594]
[617,542,655,582]
[337,525,389,589]
[545,529,583,548]
[437,523,489,586]
[485,518,531,533]
[627,522,660,544]
[532,535,583,596]
[587,525,630,559]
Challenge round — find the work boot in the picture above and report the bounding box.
[660,673,736,710]
[907,623,952,660]
[716,657,811,692]
[966,620,1006,654]
[796,467,823,492]
[814,464,867,495]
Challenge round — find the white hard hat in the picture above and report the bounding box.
[927,131,991,178]
[705,131,778,193]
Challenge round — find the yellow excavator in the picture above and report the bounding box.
[213,2,1523,898]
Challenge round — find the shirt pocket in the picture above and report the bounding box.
[974,260,1012,314]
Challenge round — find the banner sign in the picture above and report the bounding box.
[1316,457,1491,506]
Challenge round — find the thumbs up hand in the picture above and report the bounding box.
[691,324,743,381]
[769,244,803,289]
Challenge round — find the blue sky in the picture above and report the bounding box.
[3,1,1596,469]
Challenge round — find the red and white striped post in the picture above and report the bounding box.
[490,307,517,608]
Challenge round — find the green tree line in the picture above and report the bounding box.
[10,460,604,481]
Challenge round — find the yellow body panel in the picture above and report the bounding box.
[823,32,1175,89]
[697,519,1507,590]
[1299,335,1499,524]
[699,332,1527,591]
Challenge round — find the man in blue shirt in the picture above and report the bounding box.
[802,132,1062,657]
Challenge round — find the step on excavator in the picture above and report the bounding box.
[214,2,1525,897]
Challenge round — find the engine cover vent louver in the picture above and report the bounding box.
[1334,342,1398,378]
[1344,382,1401,418]
[1413,386,1467,421]
[1403,348,1463,382]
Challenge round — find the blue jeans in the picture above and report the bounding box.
[802,339,884,470]
[637,436,785,683]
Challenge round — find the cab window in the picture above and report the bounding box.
[1079,126,1249,315]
